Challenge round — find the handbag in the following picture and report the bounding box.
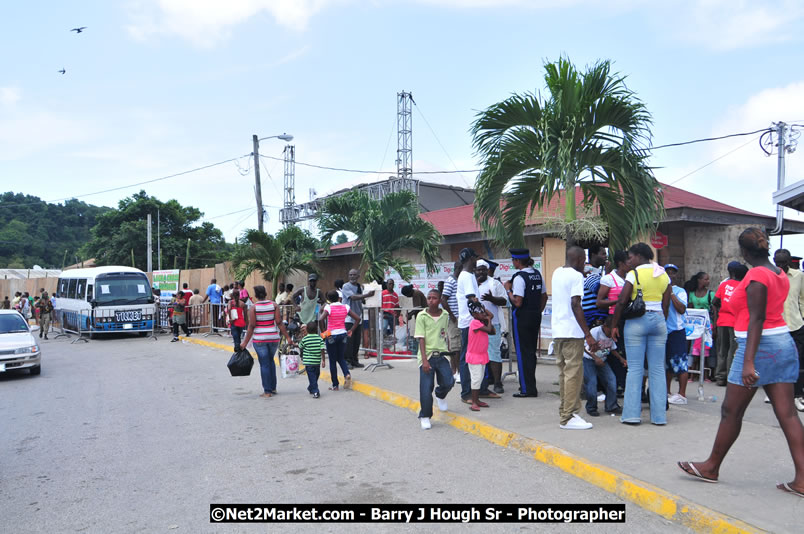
[623,269,646,320]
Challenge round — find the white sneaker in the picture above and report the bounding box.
[454,372,460,383]
[795,397,804,412]
[560,414,593,430]
[668,394,688,405]
[764,395,771,404]
[597,394,606,402]
[420,417,431,430]
[436,397,448,412]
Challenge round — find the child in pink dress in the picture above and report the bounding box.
[466,301,496,412]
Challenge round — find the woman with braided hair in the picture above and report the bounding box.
[679,228,804,498]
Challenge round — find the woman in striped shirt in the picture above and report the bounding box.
[240,285,293,398]
[319,290,361,390]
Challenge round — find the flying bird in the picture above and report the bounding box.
[71,27,87,33]
[58,68,66,75]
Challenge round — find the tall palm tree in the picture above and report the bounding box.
[317,189,442,282]
[231,226,318,297]
[471,56,663,250]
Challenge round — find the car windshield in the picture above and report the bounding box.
[95,274,151,306]
[0,313,29,334]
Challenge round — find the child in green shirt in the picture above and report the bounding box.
[414,289,454,430]
[299,322,326,398]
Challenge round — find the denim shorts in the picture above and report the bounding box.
[728,333,799,387]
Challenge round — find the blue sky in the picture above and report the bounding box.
[2,0,804,251]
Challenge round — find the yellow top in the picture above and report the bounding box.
[625,265,670,312]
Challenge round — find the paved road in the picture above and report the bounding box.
[1,336,688,533]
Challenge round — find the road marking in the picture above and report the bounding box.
[180,335,764,533]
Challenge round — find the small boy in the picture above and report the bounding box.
[414,289,454,430]
[583,317,624,416]
[299,322,326,398]
[466,300,495,412]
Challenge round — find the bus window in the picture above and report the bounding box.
[67,279,77,299]
[58,278,67,296]
[77,279,86,300]
[87,284,93,301]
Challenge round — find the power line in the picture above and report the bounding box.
[650,128,772,150]
[259,154,474,175]
[0,153,252,210]
[413,101,473,188]
[665,135,760,187]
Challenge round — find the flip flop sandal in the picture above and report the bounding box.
[329,386,339,391]
[478,392,501,399]
[259,393,272,398]
[344,376,352,389]
[677,461,718,483]
[777,482,804,498]
[470,405,481,411]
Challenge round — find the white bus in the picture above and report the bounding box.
[55,266,157,334]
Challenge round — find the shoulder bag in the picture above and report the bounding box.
[623,269,646,320]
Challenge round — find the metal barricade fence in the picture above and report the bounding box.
[52,308,70,340]
[185,303,211,333]
[207,303,228,337]
[54,307,159,342]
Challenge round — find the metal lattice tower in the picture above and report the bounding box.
[396,91,413,180]
[282,145,295,226]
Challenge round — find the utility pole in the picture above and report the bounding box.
[771,122,789,240]
[184,238,191,271]
[253,134,264,233]
[157,208,161,271]
[397,91,413,181]
[147,213,153,273]
[283,145,296,226]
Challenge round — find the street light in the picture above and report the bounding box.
[252,133,293,232]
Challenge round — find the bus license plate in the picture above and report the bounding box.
[115,310,142,322]
[122,324,133,329]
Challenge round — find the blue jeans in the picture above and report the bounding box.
[419,354,455,418]
[459,327,490,399]
[231,325,244,348]
[306,364,321,394]
[622,312,668,424]
[583,358,618,413]
[326,333,350,387]
[253,342,278,394]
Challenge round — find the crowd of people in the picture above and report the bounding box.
[2,288,55,339]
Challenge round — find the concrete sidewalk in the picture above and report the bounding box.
[188,336,804,532]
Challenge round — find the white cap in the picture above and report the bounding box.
[476,259,489,268]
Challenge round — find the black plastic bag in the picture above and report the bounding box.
[227,349,254,376]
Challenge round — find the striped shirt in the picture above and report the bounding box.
[382,290,399,312]
[299,334,325,365]
[442,275,458,316]
[253,300,280,343]
[325,303,349,335]
[582,273,606,325]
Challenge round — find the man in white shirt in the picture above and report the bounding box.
[456,248,498,402]
[551,246,599,430]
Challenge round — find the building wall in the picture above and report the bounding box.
[684,224,752,287]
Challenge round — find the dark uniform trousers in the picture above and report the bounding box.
[513,308,541,395]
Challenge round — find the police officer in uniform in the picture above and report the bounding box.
[504,248,548,397]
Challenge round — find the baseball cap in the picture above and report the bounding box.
[664,263,679,272]
[476,259,490,269]
[459,248,479,263]
[308,273,319,281]
[727,261,743,270]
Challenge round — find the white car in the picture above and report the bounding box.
[0,310,42,375]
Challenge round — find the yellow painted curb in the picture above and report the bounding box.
[182,335,763,533]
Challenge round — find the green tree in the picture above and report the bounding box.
[230,225,319,297]
[316,190,442,282]
[335,232,349,245]
[0,193,109,268]
[83,191,231,270]
[471,57,663,250]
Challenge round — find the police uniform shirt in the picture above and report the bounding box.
[512,266,547,300]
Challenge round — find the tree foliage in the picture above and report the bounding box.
[0,192,110,268]
[230,226,319,296]
[335,232,349,245]
[83,191,231,270]
[471,56,663,250]
[316,190,442,282]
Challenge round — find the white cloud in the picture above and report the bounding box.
[126,0,337,46]
[672,0,804,51]
[0,87,21,107]
[655,81,804,219]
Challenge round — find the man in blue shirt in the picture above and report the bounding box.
[202,278,223,329]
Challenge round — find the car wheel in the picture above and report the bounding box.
[30,365,41,375]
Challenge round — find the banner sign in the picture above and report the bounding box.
[153,269,180,292]
[384,259,542,285]
[684,309,712,347]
